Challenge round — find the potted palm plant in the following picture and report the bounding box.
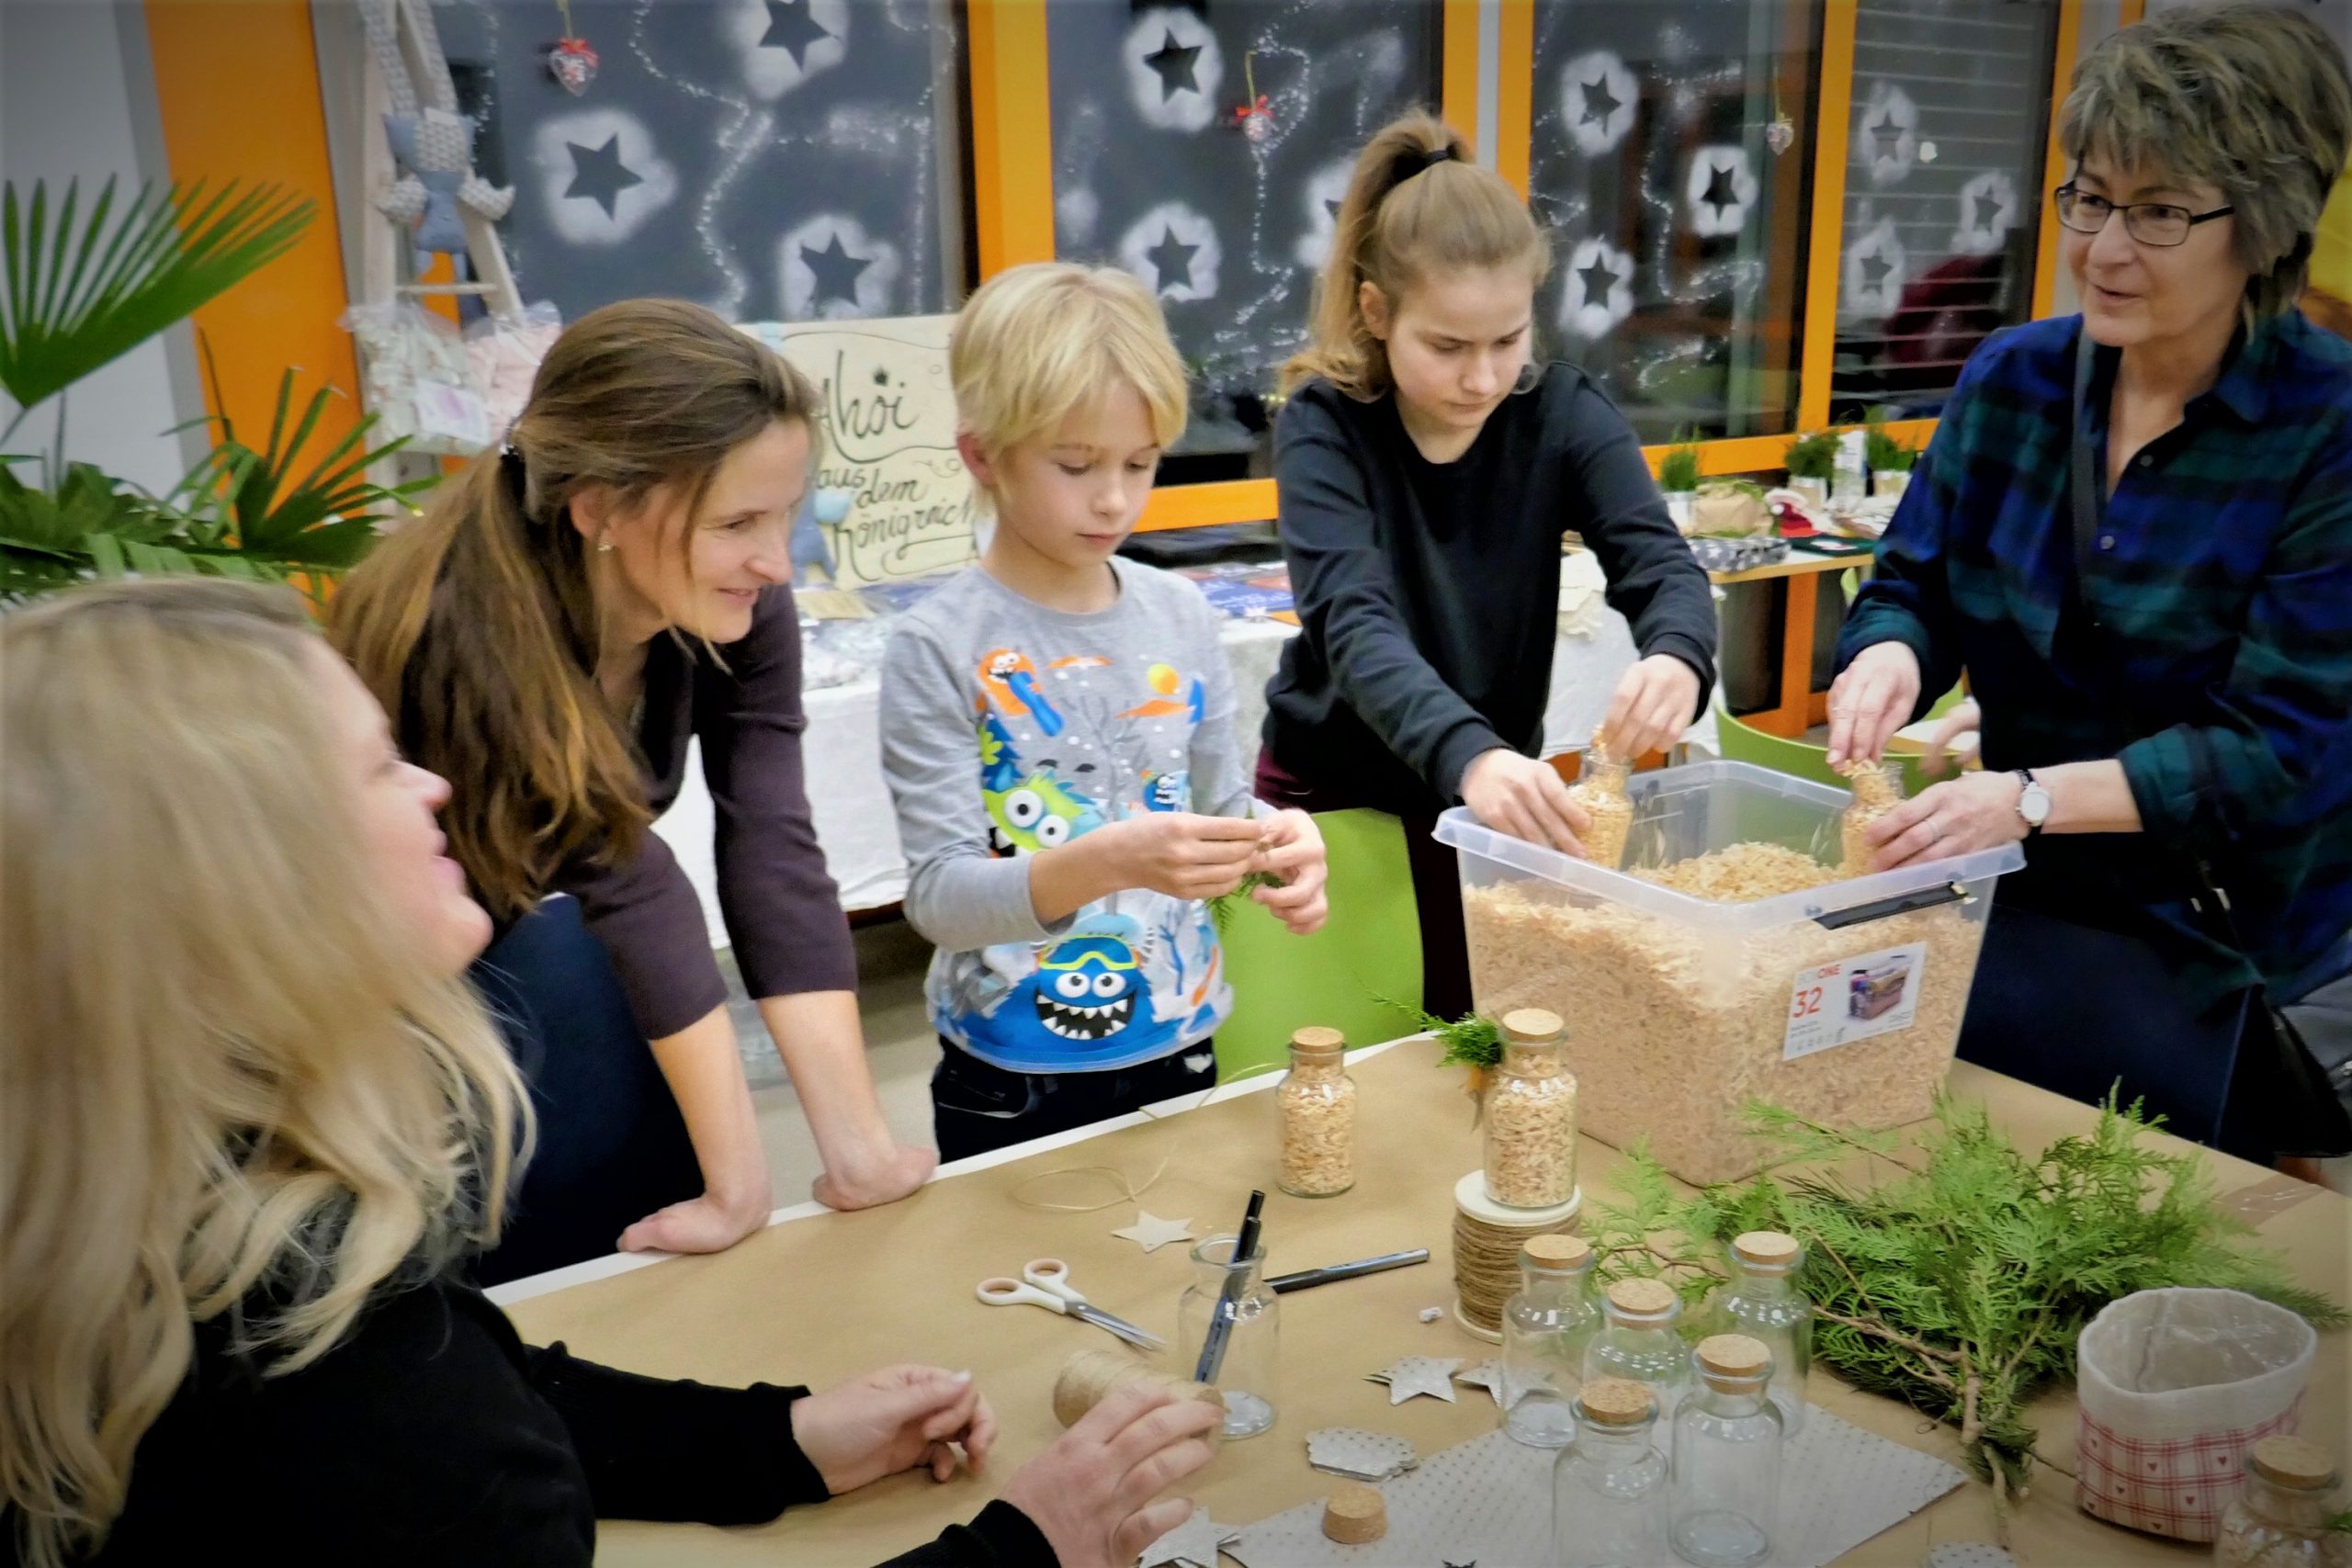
[1,177,424,606]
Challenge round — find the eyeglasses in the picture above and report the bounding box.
[2053,184,2233,247]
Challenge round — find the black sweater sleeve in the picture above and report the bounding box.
[1556,380,1720,712]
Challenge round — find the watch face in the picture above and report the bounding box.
[2020,784,2052,826]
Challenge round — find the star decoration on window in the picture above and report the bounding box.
[1144,28,1202,100]
[800,234,870,309]
[1562,50,1637,156]
[1686,145,1758,238]
[758,0,832,68]
[1562,237,1636,340]
[1145,225,1198,293]
[563,133,642,218]
[1580,72,1623,131]
[1856,82,1918,186]
[1844,216,1907,316]
[1951,169,2019,257]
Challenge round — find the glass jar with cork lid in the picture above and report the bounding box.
[1276,1026,1356,1198]
[1839,761,1906,874]
[1554,1377,1668,1568]
[1483,1008,1579,1208]
[1568,735,1634,871]
[1669,1334,1785,1568]
[1583,1276,1695,1444]
[1500,1233,1602,1449]
[1711,1230,1811,1433]
[2215,1437,2346,1568]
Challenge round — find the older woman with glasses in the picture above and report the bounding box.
[1826,3,2352,1166]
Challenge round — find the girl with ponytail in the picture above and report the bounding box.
[1261,112,1720,1019]
[333,299,933,1264]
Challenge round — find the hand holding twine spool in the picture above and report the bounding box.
[1052,1348,1226,1442]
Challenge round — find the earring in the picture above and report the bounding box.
[596,538,615,554]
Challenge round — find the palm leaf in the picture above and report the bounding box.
[0,176,314,413]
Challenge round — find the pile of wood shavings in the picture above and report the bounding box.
[1632,842,1838,902]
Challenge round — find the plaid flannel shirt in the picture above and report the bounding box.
[1838,310,2352,1008]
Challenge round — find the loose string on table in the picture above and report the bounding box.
[1005,1061,1287,1215]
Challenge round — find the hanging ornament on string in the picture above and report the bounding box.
[547,0,597,96]
[1230,51,1272,144]
[1765,92,1796,156]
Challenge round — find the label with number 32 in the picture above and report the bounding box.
[1783,942,1928,1061]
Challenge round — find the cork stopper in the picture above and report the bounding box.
[1605,1277,1678,1319]
[1291,1026,1346,1058]
[1696,1334,1773,1382]
[1522,1234,1593,1270]
[2250,1436,2339,1489]
[1321,1483,1388,1543]
[1501,1008,1565,1044]
[1577,1376,1656,1427]
[1733,1230,1801,1267]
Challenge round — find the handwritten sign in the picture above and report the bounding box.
[741,315,979,587]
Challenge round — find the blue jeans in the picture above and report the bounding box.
[933,1040,1218,1162]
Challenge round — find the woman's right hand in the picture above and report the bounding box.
[1919,699,1983,777]
[1460,749,1589,855]
[997,1383,1222,1568]
[1825,643,1923,770]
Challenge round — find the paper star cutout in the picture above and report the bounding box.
[1137,1503,1239,1568]
[1577,254,1621,311]
[800,234,871,310]
[1306,1427,1419,1481]
[1454,1359,1508,1410]
[1367,1355,1462,1405]
[759,0,832,67]
[1579,72,1623,130]
[1143,28,1202,101]
[1868,113,1906,164]
[1700,159,1742,218]
[1144,225,1198,293]
[564,134,642,219]
[1111,1210,1195,1253]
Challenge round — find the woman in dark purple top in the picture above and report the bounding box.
[335,299,933,1261]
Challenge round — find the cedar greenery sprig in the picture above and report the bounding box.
[1374,999,1503,1071]
[1208,871,1285,931]
[1585,1094,2343,1540]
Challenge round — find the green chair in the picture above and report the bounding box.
[1214,808,1424,1081]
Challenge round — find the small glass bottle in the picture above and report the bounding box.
[1712,1230,1811,1434]
[1484,1009,1579,1209]
[1840,760,1906,874]
[1501,1234,1602,1449]
[1568,751,1634,871]
[1669,1335,1784,1568]
[2215,1437,2346,1568]
[1583,1277,1695,1449]
[1554,1377,1669,1568]
[1276,1026,1356,1198]
[1175,1234,1279,1439]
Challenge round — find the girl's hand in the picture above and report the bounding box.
[1600,654,1702,760]
[617,1186,770,1255]
[1251,809,1329,935]
[790,1366,997,1495]
[1461,749,1589,855]
[1099,813,1264,902]
[1826,642,1923,769]
[1864,772,2026,870]
[812,1142,937,1210]
[1919,699,1983,777]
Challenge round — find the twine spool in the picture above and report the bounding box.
[1449,1169,1583,1342]
[1051,1348,1226,1440]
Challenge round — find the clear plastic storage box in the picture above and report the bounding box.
[1435,761,2022,1185]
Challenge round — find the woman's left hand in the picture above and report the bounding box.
[1251,809,1329,936]
[1600,655,1702,760]
[1865,772,2026,870]
[790,1365,998,1495]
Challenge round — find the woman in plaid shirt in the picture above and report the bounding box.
[1826,5,2352,1166]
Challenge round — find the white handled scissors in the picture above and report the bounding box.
[976,1258,1164,1350]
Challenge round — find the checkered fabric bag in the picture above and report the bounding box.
[2075,1288,2316,1541]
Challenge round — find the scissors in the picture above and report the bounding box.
[976,1258,1164,1350]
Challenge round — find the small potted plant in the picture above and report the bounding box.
[1865,421,1920,502]
[1656,428,1702,529]
[1782,430,1837,511]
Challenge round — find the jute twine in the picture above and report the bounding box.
[1450,1171,1582,1338]
[1051,1348,1225,1442]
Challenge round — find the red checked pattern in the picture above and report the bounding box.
[2074,1396,2306,1542]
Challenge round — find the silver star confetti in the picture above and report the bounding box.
[1136,1502,1240,1568]
[1453,1360,1508,1410]
[1111,1210,1196,1254]
[1366,1355,1462,1405]
[1306,1427,1419,1481]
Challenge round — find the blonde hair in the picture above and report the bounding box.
[1,580,526,1568]
[1284,110,1552,399]
[950,263,1189,476]
[2061,2,2352,321]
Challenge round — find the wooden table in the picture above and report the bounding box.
[502,1045,2347,1567]
[1710,547,1866,741]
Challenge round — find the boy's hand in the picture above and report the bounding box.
[1100,813,1263,902]
[1251,809,1329,935]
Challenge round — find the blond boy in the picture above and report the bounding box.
[881,264,1327,1159]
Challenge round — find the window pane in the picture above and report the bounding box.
[1045,0,1444,487]
[1830,0,2061,418]
[438,0,967,322]
[1528,0,1825,444]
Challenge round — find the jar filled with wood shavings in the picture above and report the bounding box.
[1484,1009,1579,1208]
[1569,753,1635,870]
[1839,761,1905,874]
[1277,1027,1356,1198]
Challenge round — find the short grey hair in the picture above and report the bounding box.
[2061,2,2352,321]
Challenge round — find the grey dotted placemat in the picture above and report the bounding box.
[1923,1545,2016,1568]
[1225,1404,1965,1567]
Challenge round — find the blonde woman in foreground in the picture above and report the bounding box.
[0,580,1215,1568]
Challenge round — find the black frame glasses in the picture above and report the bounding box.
[2053,184,2234,248]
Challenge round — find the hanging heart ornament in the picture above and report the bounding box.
[1765,111,1796,156]
[548,36,598,96]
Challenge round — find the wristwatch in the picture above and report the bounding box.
[2013,769,2052,836]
